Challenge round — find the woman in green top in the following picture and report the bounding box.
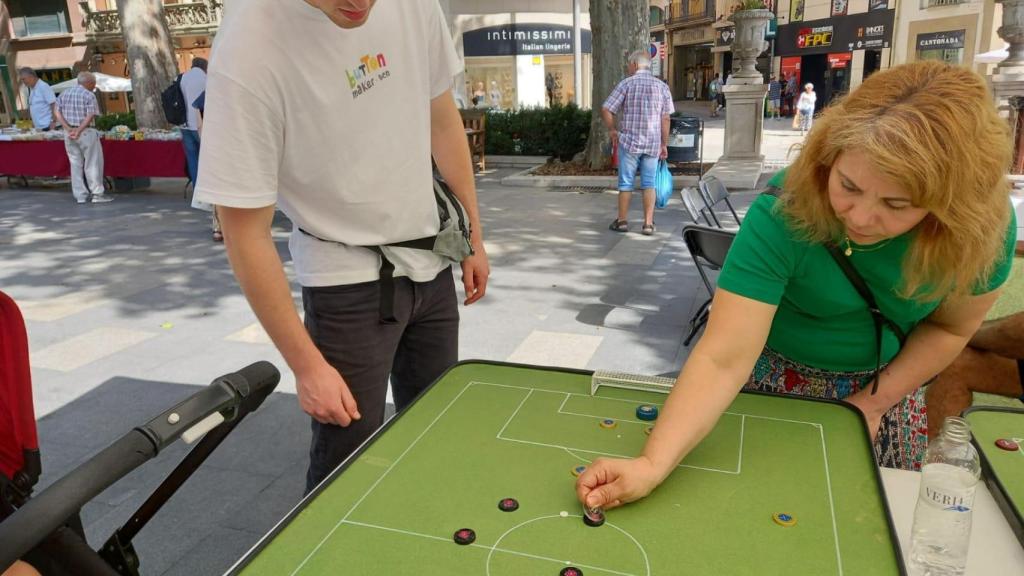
[577,61,1017,509]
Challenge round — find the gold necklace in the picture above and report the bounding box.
[843,236,894,256]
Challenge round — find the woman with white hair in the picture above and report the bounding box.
[796,82,817,135]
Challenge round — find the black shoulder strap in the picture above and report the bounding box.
[761,184,906,395]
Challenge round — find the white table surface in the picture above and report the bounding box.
[881,467,1024,575]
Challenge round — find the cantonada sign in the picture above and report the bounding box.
[463,24,593,57]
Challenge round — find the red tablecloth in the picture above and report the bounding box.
[0,139,186,178]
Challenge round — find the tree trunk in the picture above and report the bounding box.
[118,0,179,129]
[582,0,650,170]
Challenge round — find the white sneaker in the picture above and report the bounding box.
[76,199,88,204]
[90,195,114,203]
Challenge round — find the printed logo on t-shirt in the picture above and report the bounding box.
[346,52,391,99]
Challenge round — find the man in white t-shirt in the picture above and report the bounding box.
[195,0,489,491]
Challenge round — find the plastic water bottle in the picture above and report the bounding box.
[908,416,981,576]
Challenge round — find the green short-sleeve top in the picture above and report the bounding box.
[716,171,1018,372]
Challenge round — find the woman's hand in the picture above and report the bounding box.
[845,389,887,442]
[575,456,664,511]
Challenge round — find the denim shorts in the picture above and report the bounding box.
[617,144,659,191]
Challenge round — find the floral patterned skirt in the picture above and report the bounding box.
[746,347,928,470]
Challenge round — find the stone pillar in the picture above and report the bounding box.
[721,84,768,161]
[707,9,772,189]
[993,0,1024,177]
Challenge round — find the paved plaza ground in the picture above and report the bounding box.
[1,118,1021,574]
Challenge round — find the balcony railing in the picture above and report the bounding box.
[667,0,713,25]
[921,0,967,6]
[78,1,223,41]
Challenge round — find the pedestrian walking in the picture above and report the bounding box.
[602,50,675,236]
[797,83,817,135]
[708,74,722,118]
[55,72,109,204]
[767,75,782,120]
[179,58,207,191]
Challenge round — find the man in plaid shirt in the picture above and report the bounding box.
[55,72,110,204]
[602,50,675,235]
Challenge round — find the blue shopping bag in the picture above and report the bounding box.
[655,160,672,209]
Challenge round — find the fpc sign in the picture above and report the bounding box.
[797,26,833,49]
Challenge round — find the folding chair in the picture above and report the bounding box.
[0,289,282,576]
[679,186,719,228]
[697,175,743,228]
[682,225,737,346]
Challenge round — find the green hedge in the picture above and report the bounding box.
[484,104,591,160]
[95,112,137,131]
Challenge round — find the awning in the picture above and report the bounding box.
[51,72,132,94]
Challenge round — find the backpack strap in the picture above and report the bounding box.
[761,184,906,395]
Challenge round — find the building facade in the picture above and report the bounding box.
[773,0,896,110]
[1,0,220,120]
[892,0,1002,73]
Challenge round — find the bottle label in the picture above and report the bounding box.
[922,485,973,512]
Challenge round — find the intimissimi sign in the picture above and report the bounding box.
[463,24,593,57]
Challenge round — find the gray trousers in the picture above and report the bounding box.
[303,269,459,493]
[64,128,105,201]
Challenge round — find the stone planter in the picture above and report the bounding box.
[729,9,773,84]
[997,0,1024,75]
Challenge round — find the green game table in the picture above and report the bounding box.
[227,362,906,576]
[964,406,1024,547]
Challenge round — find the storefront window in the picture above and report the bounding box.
[462,22,592,110]
[465,57,516,110]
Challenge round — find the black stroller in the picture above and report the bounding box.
[0,290,280,575]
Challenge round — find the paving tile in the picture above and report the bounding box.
[31,327,158,372]
[506,329,604,369]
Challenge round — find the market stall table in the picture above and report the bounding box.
[0,139,186,180]
[227,361,913,575]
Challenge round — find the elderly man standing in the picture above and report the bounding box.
[55,72,110,204]
[17,68,57,131]
[602,50,675,236]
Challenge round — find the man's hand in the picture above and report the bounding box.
[460,241,489,305]
[609,129,619,151]
[660,145,669,160]
[295,358,361,427]
[69,128,80,141]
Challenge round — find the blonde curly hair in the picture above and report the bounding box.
[780,61,1012,301]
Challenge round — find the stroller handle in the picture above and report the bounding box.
[0,362,280,572]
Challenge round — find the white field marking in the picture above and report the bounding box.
[495,389,534,440]
[818,423,843,576]
[737,415,746,475]
[472,380,822,428]
[499,431,739,475]
[290,383,478,576]
[342,519,640,576]
[343,520,637,575]
[564,448,594,464]
[485,514,650,576]
[498,389,741,474]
